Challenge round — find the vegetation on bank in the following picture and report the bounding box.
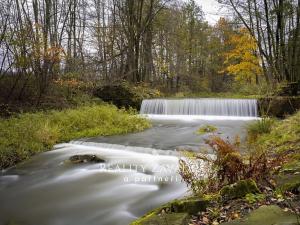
[254,111,300,153]
[131,111,300,225]
[0,104,151,169]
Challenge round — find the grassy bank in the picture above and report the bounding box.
[248,111,300,153]
[0,104,151,169]
[130,111,300,225]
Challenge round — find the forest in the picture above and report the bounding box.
[1,0,299,109]
[0,1,300,225]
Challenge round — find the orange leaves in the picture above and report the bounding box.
[54,78,82,88]
[222,28,262,82]
[44,45,65,63]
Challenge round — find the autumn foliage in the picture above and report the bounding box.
[222,28,262,83]
[179,136,286,196]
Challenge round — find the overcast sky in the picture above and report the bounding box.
[194,0,224,24]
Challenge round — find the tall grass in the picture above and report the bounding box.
[0,104,151,168]
[247,117,276,143]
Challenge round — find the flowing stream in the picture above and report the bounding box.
[0,98,258,225]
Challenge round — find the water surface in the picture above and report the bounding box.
[0,116,254,225]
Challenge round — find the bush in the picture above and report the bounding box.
[0,104,151,168]
[179,136,285,196]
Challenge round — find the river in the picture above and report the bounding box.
[0,99,258,225]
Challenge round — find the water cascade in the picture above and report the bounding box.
[140,98,258,118]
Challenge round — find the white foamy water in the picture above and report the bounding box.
[142,114,259,121]
[0,142,187,225]
[140,98,258,117]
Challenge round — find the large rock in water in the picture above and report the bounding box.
[68,155,105,164]
[221,205,299,225]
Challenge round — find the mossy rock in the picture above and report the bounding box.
[221,205,299,225]
[276,173,300,194]
[220,179,260,200]
[170,197,209,215]
[131,213,189,225]
[68,154,105,164]
[130,197,209,225]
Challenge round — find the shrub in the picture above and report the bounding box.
[179,136,286,196]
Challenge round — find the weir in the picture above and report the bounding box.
[140,98,258,117]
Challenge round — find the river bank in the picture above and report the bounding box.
[130,110,300,225]
[0,104,150,169]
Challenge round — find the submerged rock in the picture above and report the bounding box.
[68,155,105,164]
[220,179,260,200]
[221,205,299,225]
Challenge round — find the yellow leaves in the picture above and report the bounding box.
[44,45,65,63]
[222,28,262,83]
[54,78,82,88]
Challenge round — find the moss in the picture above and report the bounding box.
[131,213,189,225]
[276,173,300,193]
[244,193,266,204]
[196,125,218,135]
[220,179,260,200]
[221,205,299,225]
[170,197,209,214]
[130,197,209,225]
[202,193,221,201]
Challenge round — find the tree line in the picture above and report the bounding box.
[220,0,300,84]
[0,0,299,104]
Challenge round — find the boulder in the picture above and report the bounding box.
[170,198,209,215]
[130,197,209,225]
[221,205,299,225]
[68,154,105,164]
[131,213,189,225]
[220,179,260,201]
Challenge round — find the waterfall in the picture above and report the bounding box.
[140,98,258,117]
